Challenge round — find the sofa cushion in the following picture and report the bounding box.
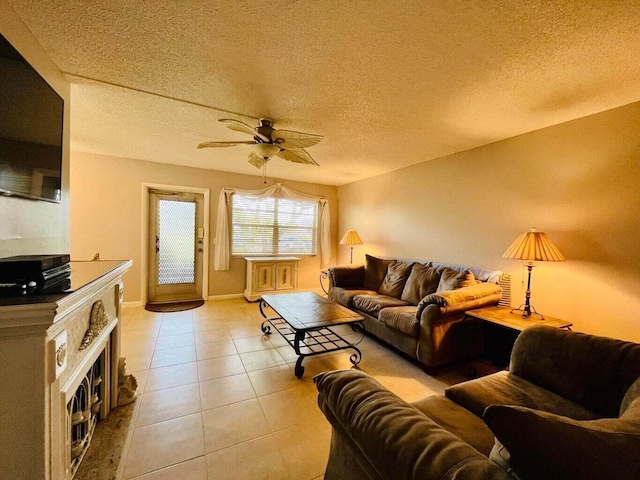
[329,264,364,288]
[379,306,419,337]
[437,267,476,292]
[411,395,496,456]
[400,263,441,304]
[378,261,413,298]
[329,287,377,308]
[484,404,640,480]
[445,370,600,420]
[362,255,394,291]
[352,294,409,317]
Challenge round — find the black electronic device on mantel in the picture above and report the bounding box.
[0,254,71,295]
[0,33,64,203]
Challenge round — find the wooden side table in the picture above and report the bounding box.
[465,306,573,332]
[465,306,573,367]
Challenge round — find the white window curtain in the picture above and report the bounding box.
[214,183,331,270]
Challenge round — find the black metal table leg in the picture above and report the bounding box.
[319,270,329,295]
[294,356,305,379]
[293,330,306,377]
[261,320,271,334]
[349,345,362,366]
[293,330,305,355]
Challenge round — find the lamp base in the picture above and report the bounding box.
[510,304,545,320]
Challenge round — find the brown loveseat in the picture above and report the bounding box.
[314,326,640,480]
[328,255,510,372]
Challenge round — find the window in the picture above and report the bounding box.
[231,194,318,256]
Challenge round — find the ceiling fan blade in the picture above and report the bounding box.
[197,141,255,149]
[219,118,269,142]
[277,148,319,166]
[248,151,266,169]
[272,129,323,149]
[219,118,256,136]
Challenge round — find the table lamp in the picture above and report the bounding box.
[502,227,565,319]
[340,230,363,264]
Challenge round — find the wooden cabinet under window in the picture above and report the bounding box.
[244,257,300,301]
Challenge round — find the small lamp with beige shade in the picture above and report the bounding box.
[502,227,565,319]
[340,230,363,264]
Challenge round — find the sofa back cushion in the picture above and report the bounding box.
[363,255,394,291]
[378,261,413,298]
[400,263,442,304]
[436,267,476,292]
[484,404,640,480]
[329,264,364,288]
[510,326,640,417]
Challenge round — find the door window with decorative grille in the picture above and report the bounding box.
[148,190,204,304]
[231,194,318,256]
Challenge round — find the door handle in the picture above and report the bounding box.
[155,235,160,254]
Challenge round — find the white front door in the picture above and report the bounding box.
[148,190,204,304]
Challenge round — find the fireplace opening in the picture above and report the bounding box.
[67,352,106,479]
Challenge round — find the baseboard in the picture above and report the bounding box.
[122,301,143,308]
[207,293,245,301]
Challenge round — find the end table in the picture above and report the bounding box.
[465,306,573,367]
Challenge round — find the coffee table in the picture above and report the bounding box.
[259,292,364,378]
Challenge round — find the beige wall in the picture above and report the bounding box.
[70,152,339,303]
[0,1,70,256]
[338,101,640,343]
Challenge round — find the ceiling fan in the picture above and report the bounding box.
[197,118,323,175]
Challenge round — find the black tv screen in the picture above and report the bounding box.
[0,33,64,203]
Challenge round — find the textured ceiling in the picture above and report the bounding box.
[8,0,640,186]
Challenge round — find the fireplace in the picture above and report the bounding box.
[0,260,133,480]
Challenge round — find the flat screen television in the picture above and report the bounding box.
[0,33,64,203]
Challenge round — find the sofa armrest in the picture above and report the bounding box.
[314,370,512,480]
[414,284,500,368]
[328,264,365,288]
[416,282,502,319]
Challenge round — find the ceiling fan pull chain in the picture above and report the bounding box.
[263,163,267,184]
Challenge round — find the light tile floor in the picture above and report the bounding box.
[118,298,470,480]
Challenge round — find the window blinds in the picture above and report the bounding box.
[231,195,318,256]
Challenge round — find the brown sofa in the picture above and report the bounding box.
[314,326,640,480]
[328,255,510,372]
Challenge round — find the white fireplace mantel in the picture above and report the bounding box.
[0,260,132,480]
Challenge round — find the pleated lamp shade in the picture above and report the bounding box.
[502,228,565,262]
[340,230,363,246]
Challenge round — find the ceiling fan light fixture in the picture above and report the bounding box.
[253,143,280,160]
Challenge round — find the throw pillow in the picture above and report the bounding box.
[436,267,475,292]
[400,263,442,304]
[483,404,640,480]
[378,262,413,299]
[363,255,394,291]
[621,376,640,416]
